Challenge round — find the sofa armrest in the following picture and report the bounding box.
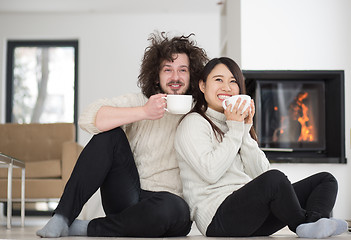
[62,141,83,183]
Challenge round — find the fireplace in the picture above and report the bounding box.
[244,70,345,163]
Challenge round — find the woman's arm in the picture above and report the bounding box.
[240,124,270,178]
[239,100,270,177]
[175,114,245,184]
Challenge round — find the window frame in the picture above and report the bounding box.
[6,40,79,131]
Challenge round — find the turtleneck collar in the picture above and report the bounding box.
[205,107,227,124]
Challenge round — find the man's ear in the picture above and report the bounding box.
[199,80,205,93]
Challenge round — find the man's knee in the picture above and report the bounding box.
[95,127,125,140]
[153,192,191,237]
[91,127,130,150]
[154,192,190,221]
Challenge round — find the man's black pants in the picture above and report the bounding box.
[55,127,192,237]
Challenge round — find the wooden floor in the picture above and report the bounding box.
[1,216,351,239]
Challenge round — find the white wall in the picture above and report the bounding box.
[241,0,351,219]
[0,11,220,145]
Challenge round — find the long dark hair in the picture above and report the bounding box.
[138,32,208,98]
[183,57,258,142]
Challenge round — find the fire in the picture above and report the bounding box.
[293,92,315,142]
[272,91,317,144]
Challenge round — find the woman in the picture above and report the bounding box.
[174,57,347,238]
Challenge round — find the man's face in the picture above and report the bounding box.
[159,53,190,95]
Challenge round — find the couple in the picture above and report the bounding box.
[37,32,347,238]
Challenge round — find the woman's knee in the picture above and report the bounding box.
[315,172,338,195]
[261,169,288,183]
[258,169,292,192]
[319,172,338,185]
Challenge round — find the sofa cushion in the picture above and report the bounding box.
[0,178,65,199]
[0,159,61,179]
[0,123,75,162]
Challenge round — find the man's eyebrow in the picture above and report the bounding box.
[179,65,189,68]
[161,64,189,68]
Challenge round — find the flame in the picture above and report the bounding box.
[272,91,316,143]
[294,92,315,142]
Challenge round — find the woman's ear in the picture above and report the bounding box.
[199,80,205,93]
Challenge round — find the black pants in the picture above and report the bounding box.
[206,169,338,237]
[54,127,192,237]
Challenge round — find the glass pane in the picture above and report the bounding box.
[12,46,75,123]
[257,81,325,150]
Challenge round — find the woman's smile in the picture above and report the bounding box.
[217,94,232,101]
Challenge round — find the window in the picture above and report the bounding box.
[6,40,78,126]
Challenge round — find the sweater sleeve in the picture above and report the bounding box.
[240,124,270,178]
[175,113,245,184]
[78,93,145,134]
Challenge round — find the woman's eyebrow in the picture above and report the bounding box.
[212,74,224,78]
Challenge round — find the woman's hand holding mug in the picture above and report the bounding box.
[222,95,251,122]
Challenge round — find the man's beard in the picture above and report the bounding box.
[163,81,187,95]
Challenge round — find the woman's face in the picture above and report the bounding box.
[199,63,240,112]
[159,53,190,95]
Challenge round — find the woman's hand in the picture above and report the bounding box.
[224,98,250,122]
[244,100,255,124]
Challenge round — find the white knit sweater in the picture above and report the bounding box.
[174,108,270,235]
[78,92,183,197]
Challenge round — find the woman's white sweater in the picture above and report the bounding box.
[175,108,270,235]
[78,92,184,197]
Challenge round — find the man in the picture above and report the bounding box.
[36,32,208,237]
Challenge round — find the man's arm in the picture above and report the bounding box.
[95,94,167,132]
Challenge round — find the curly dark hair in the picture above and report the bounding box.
[137,32,208,98]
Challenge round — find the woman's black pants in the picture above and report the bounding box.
[54,127,192,237]
[206,169,338,237]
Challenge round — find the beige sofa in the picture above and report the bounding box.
[0,123,83,200]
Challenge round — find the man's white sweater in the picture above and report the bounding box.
[78,92,183,197]
[175,108,270,235]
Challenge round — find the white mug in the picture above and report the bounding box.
[162,95,193,114]
[222,94,251,113]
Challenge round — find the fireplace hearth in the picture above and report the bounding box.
[244,70,345,164]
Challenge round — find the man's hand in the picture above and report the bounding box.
[143,94,167,120]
